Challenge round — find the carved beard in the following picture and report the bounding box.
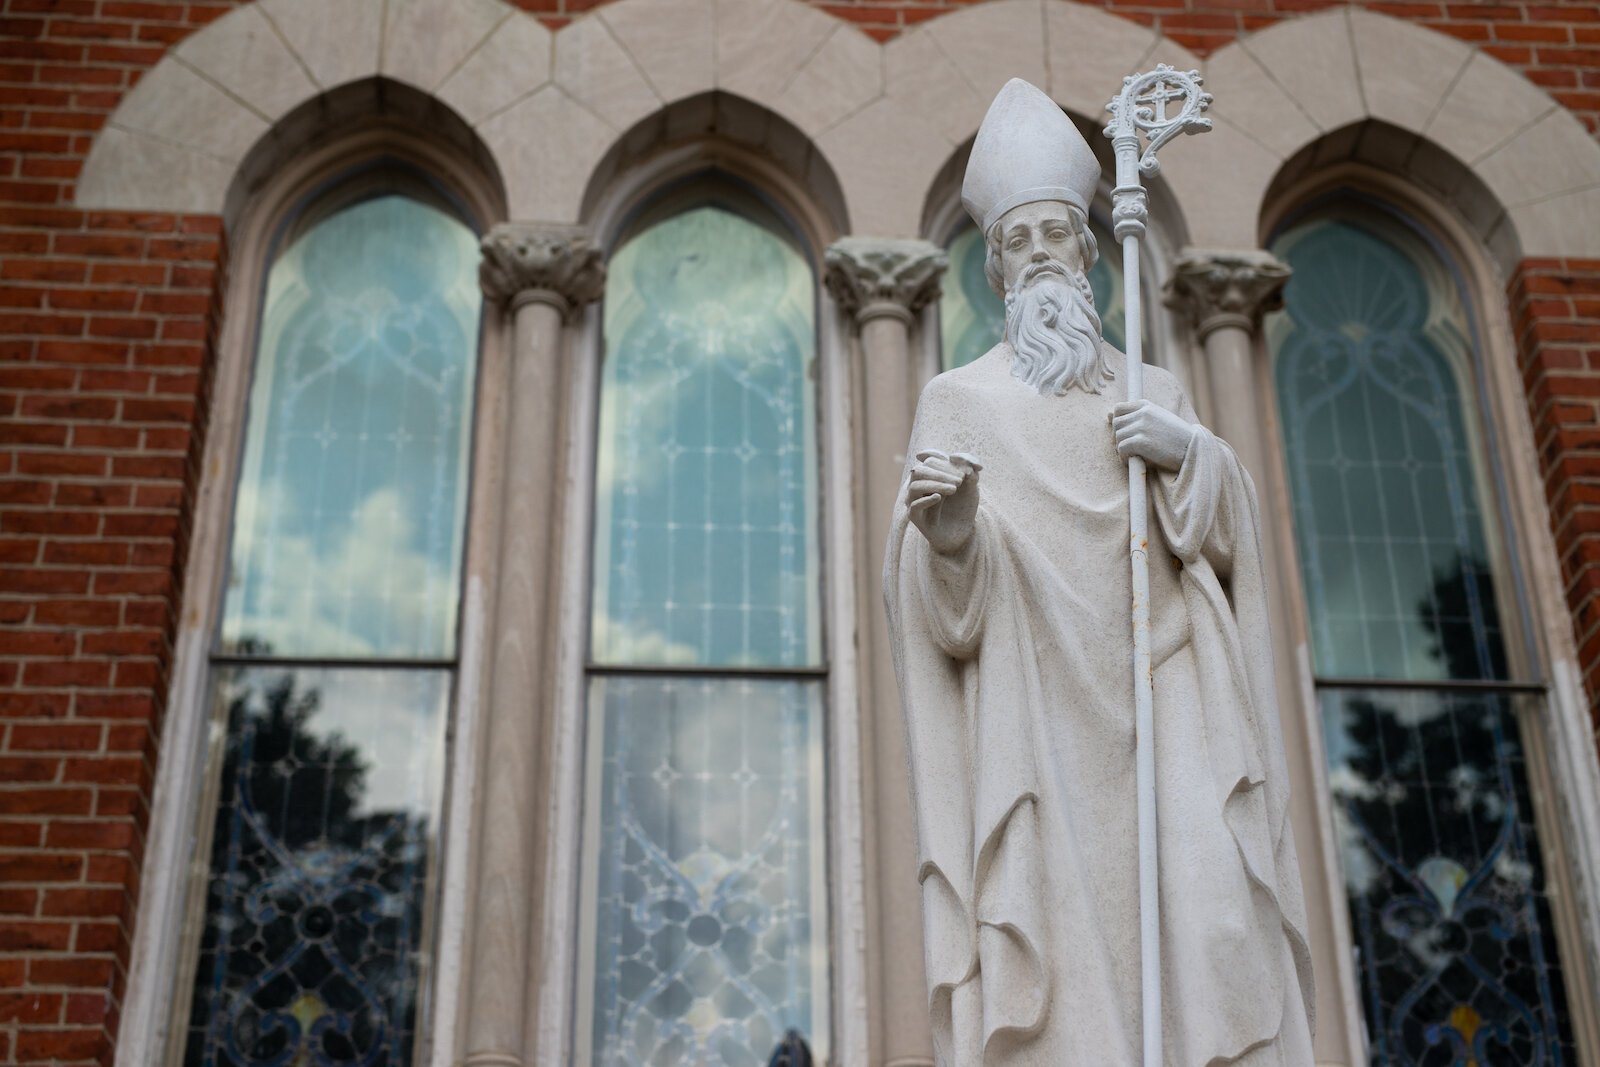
[1003,262,1113,396]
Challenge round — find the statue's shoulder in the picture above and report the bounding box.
[919,344,1010,411]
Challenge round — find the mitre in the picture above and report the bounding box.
[962,78,1101,234]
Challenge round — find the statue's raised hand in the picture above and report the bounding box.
[1112,399,1197,472]
[907,449,982,555]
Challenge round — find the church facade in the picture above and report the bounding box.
[1,0,1599,1065]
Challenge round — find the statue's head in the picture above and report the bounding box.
[963,80,1112,395]
[983,199,1097,297]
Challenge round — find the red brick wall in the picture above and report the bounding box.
[0,1,1597,1065]
[1511,257,1600,724]
[0,206,225,1065]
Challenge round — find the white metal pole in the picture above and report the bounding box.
[1104,65,1212,1067]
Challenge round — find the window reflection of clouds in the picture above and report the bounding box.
[222,195,480,660]
[189,190,480,1067]
[583,197,830,1066]
[590,677,826,1066]
[592,205,820,669]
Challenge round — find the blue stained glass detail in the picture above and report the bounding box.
[939,218,1125,371]
[221,194,481,660]
[1323,689,1577,1066]
[185,667,448,1067]
[592,205,820,669]
[587,676,827,1066]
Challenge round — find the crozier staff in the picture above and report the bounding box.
[883,79,1315,1066]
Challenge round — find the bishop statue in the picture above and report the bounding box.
[883,79,1317,1065]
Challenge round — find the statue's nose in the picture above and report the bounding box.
[1030,243,1049,261]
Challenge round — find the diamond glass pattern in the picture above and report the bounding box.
[1270,209,1581,1064]
[939,217,1125,371]
[220,195,481,660]
[586,677,827,1066]
[1322,689,1576,1065]
[592,205,820,670]
[184,667,448,1067]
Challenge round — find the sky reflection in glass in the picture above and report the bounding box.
[221,195,481,659]
[592,205,820,669]
[587,677,828,1066]
[939,218,1125,371]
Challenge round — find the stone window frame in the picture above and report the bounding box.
[1259,159,1600,1063]
[539,137,871,1065]
[117,125,507,1067]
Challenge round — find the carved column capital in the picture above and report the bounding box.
[824,237,947,327]
[479,222,606,318]
[1164,248,1291,341]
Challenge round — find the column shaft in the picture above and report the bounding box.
[1166,249,1355,1066]
[462,297,565,1067]
[825,238,946,1067]
[463,226,604,1067]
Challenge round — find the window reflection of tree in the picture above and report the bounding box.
[1328,560,1574,1065]
[192,666,431,1067]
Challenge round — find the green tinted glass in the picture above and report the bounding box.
[1270,214,1508,681]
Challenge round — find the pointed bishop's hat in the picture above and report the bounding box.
[962,78,1101,235]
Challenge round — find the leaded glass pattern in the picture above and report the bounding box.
[587,677,826,1066]
[582,197,829,1066]
[592,204,820,669]
[188,189,480,1067]
[1270,208,1581,1065]
[185,667,448,1067]
[1271,216,1506,682]
[1323,688,1576,1064]
[221,195,481,660]
[939,217,1125,371]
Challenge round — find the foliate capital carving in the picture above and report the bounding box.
[824,237,947,327]
[479,222,606,315]
[1164,249,1290,340]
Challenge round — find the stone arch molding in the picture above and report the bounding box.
[78,0,1600,255]
[1182,6,1600,259]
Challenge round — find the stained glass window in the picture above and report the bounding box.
[582,197,829,1065]
[939,215,1126,370]
[185,191,480,1067]
[1270,208,1579,1064]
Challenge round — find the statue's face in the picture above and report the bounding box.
[996,200,1085,292]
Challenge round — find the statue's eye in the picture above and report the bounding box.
[1048,229,1068,241]
[1007,237,1027,251]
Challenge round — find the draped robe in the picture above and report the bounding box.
[883,344,1316,1066]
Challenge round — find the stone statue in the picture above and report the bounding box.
[883,79,1316,1065]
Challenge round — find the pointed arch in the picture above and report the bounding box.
[1176,7,1600,260]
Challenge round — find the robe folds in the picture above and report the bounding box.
[883,345,1316,1066]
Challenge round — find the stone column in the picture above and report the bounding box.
[823,237,945,1067]
[1163,250,1290,488]
[462,224,604,1067]
[1165,249,1355,1065]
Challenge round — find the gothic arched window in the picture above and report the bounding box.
[178,185,482,1067]
[578,188,830,1065]
[1269,203,1580,1063]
